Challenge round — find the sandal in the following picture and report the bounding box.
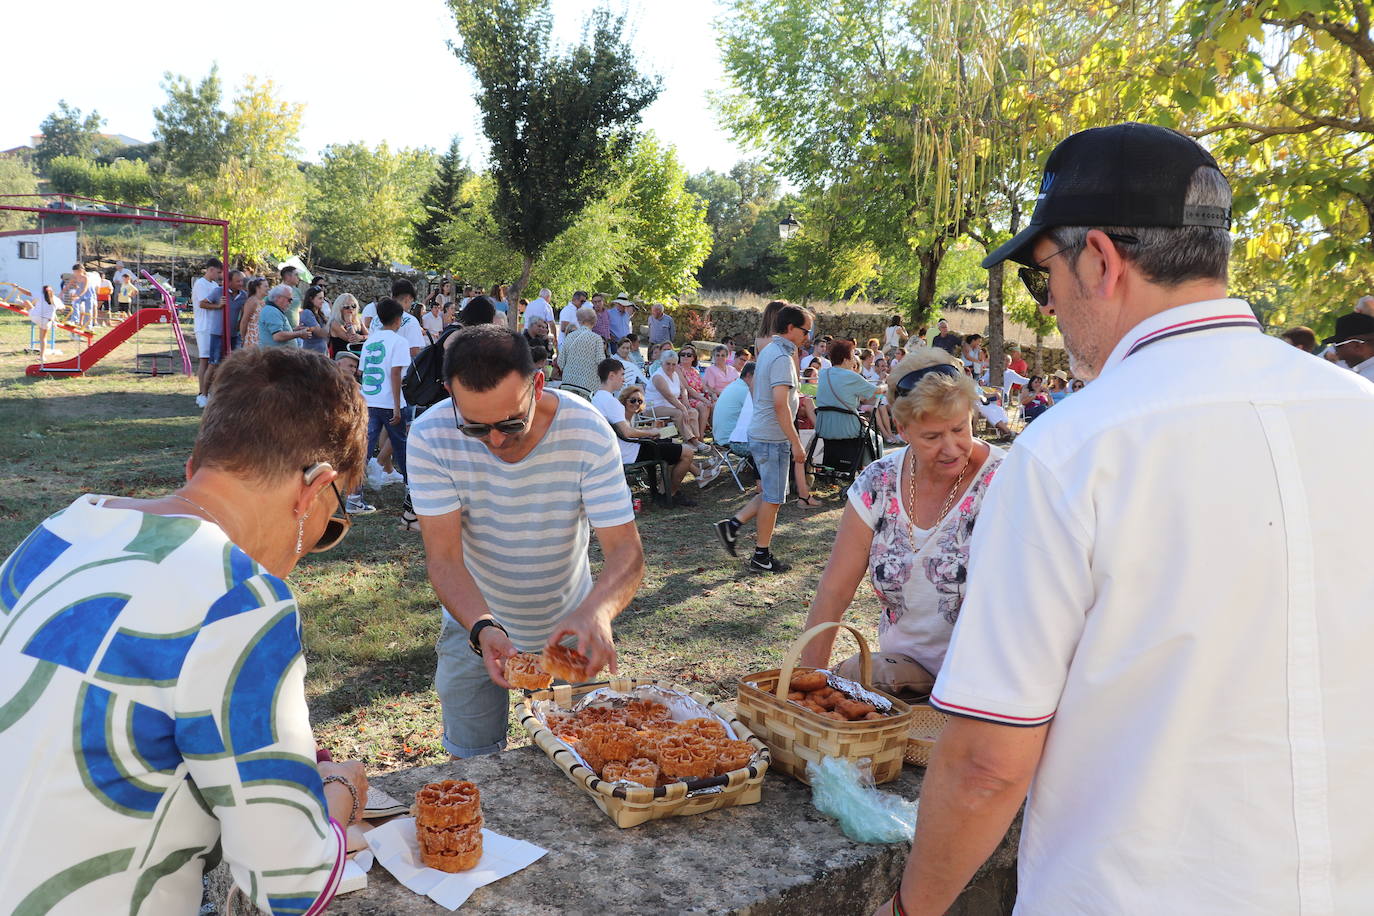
[398,510,420,531]
[794,495,824,509]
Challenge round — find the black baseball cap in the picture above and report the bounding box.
[982,122,1232,269]
[1322,312,1374,346]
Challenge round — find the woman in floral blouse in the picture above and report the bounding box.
[798,347,1005,694]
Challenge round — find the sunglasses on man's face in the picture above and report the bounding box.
[452,383,537,439]
[1017,233,1140,307]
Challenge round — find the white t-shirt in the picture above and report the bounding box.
[421,311,445,338]
[801,353,831,372]
[360,301,377,329]
[645,368,681,410]
[396,312,425,352]
[559,303,580,330]
[191,276,220,339]
[933,299,1374,914]
[884,326,903,349]
[592,390,638,464]
[358,328,411,410]
[524,297,554,329]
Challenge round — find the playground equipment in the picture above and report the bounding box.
[25,271,191,378]
[0,281,96,351]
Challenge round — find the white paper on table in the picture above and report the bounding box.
[366,816,547,911]
[338,850,374,895]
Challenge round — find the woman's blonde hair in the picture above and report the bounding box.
[889,347,981,428]
[334,292,359,313]
[617,385,645,406]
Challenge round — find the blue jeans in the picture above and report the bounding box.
[365,406,410,482]
[749,439,792,504]
[435,615,510,756]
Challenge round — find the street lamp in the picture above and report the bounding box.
[778,213,801,241]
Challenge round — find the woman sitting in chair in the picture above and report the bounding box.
[814,339,879,442]
[589,366,696,506]
[796,347,1006,698]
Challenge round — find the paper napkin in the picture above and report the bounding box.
[366,816,547,911]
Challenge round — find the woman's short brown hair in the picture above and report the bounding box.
[193,347,366,488]
[889,347,981,429]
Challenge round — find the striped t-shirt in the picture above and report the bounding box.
[406,389,635,649]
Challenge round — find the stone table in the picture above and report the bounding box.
[212,746,1018,915]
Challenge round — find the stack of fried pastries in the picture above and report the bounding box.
[545,700,757,786]
[414,780,483,872]
[785,669,888,721]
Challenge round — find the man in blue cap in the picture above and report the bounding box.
[877,123,1374,916]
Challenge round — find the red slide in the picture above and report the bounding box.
[26,307,181,378]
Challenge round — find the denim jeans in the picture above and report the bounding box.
[365,406,410,482]
[749,439,792,504]
[435,615,510,757]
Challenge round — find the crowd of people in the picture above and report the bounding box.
[4,121,1374,916]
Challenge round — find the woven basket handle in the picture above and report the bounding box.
[774,621,872,700]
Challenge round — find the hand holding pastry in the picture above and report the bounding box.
[477,623,520,689]
[548,606,617,680]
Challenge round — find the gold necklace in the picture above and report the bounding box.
[906,449,969,533]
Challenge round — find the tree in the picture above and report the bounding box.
[186,78,307,266]
[0,158,38,231]
[687,159,787,292]
[35,101,105,171]
[412,137,473,269]
[446,0,661,324]
[307,142,436,267]
[45,156,153,205]
[614,135,713,301]
[152,67,229,179]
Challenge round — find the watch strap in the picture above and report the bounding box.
[468,618,508,656]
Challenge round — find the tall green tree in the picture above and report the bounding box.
[412,137,472,269]
[35,101,105,171]
[614,134,713,301]
[687,160,786,292]
[45,156,154,205]
[446,0,661,325]
[186,77,307,266]
[152,66,229,180]
[307,142,436,267]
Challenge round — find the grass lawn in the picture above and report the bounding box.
[0,310,880,773]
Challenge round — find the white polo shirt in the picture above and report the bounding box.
[932,299,1374,915]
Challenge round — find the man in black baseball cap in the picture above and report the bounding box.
[979,121,1236,380]
[879,122,1374,916]
[1322,311,1374,382]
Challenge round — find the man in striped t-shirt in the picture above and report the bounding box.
[407,325,644,757]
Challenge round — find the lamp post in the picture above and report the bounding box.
[778,213,801,241]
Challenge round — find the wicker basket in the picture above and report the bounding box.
[517,677,769,829]
[735,622,914,786]
[903,702,951,767]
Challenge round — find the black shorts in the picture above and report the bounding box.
[635,439,683,464]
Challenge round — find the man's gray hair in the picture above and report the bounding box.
[268,284,294,303]
[1356,295,1374,316]
[538,288,552,299]
[1049,166,1233,286]
[576,306,597,326]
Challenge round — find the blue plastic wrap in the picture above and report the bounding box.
[807,756,918,844]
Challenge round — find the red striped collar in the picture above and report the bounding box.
[1103,299,1260,371]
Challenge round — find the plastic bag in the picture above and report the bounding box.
[807,756,917,844]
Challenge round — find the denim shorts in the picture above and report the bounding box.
[205,334,241,364]
[749,439,792,505]
[435,614,511,757]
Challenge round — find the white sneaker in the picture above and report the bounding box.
[384,469,406,485]
[195,394,208,408]
[366,458,387,490]
[345,496,378,515]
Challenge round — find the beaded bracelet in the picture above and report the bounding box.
[322,775,360,825]
[891,893,910,916]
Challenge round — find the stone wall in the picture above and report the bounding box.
[312,268,433,308]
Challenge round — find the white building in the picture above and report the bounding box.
[0,225,78,300]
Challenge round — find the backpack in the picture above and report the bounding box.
[401,325,460,407]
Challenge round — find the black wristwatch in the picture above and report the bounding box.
[468,618,509,657]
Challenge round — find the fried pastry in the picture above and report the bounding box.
[622,699,671,729]
[789,670,828,692]
[836,698,877,720]
[678,717,728,741]
[573,706,626,727]
[658,738,716,782]
[713,739,756,776]
[600,761,629,782]
[541,644,593,683]
[417,817,484,854]
[580,723,639,764]
[505,653,553,690]
[623,757,660,787]
[413,780,481,828]
[422,843,483,873]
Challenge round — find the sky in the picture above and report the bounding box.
[4,0,751,175]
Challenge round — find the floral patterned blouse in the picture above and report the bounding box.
[847,443,1005,676]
